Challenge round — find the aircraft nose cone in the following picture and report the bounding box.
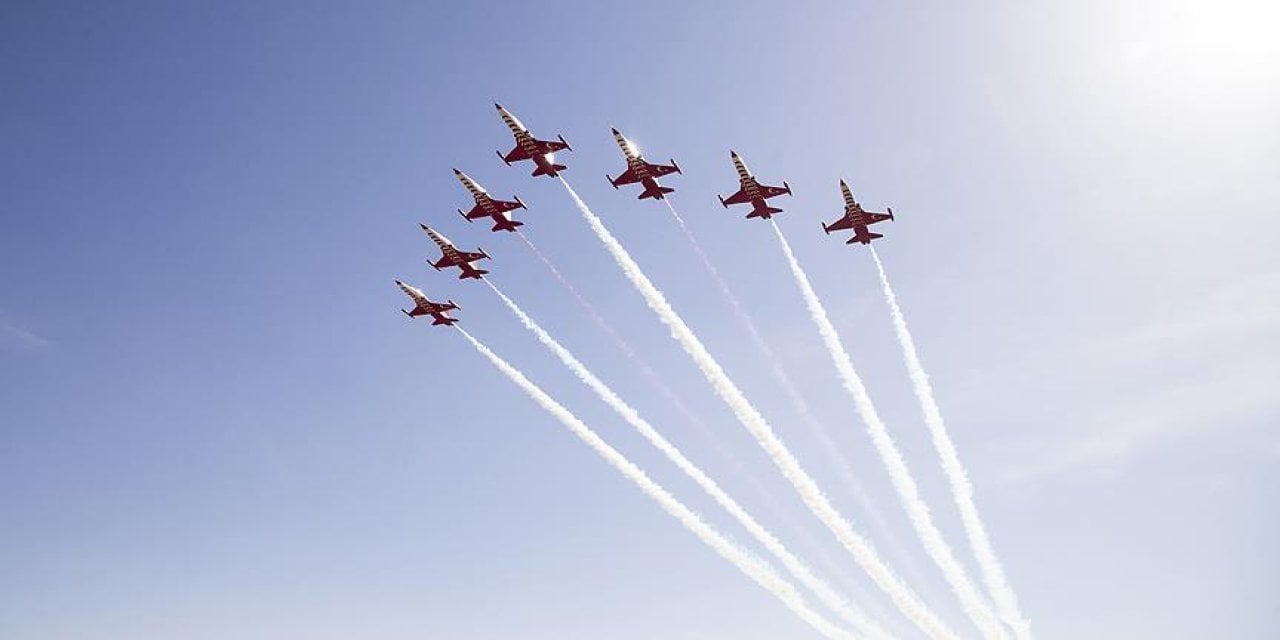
[494,103,503,110]
[420,223,430,231]
[611,127,620,135]
[453,168,462,175]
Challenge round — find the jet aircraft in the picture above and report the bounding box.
[395,279,460,325]
[717,151,791,219]
[454,169,526,232]
[494,104,571,178]
[421,224,490,279]
[821,180,894,245]
[605,128,680,200]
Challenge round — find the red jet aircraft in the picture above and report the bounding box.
[454,169,526,232]
[395,279,460,325]
[717,151,792,220]
[494,104,571,178]
[822,180,894,245]
[421,224,490,280]
[606,128,680,200]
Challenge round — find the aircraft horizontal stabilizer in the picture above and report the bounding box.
[747,206,783,219]
[640,186,676,200]
[532,164,568,177]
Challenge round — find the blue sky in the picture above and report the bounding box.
[2,1,1277,638]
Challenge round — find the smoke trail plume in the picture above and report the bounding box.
[516,232,724,452]
[768,220,1008,640]
[870,248,1031,640]
[454,326,855,640]
[663,200,848,446]
[516,231,852,595]
[559,178,958,640]
[483,278,891,640]
[663,200,935,594]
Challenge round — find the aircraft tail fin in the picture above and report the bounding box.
[461,269,490,280]
[493,219,524,232]
[432,316,459,326]
[848,232,883,245]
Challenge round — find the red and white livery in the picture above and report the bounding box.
[421,224,490,280]
[395,280,460,326]
[454,169,526,233]
[822,180,894,245]
[494,104,571,178]
[605,128,680,200]
[717,151,792,220]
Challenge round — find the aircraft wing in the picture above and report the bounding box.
[720,188,752,206]
[645,161,679,178]
[823,215,855,232]
[843,211,891,227]
[461,204,489,220]
[758,184,790,199]
[459,250,487,263]
[413,299,457,316]
[532,137,570,154]
[422,300,455,314]
[611,167,641,186]
[489,198,522,214]
[502,144,532,163]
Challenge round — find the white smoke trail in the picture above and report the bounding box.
[516,232,722,450]
[559,178,958,640]
[870,248,1031,640]
[483,278,892,640]
[663,200,936,595]
[454,326,856,640]
[768,220,1008,640]
[515,232,850,588]
[663,200,856,458]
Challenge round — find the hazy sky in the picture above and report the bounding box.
[2,1,1277,639]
